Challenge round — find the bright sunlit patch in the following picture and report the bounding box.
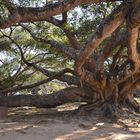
[0,124,31,133]
[96,122,104,126]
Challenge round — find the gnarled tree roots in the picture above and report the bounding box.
[79,97,139,118]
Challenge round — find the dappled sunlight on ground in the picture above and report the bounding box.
[0,104,139,140]
[0,119,139,140]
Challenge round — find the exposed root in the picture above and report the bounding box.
[76,98,140,120]
[101,103,121,119]
[76,102,119,120]
[122,98,140,113]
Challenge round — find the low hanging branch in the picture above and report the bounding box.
[0,68,75,95]
[0,34,80,95]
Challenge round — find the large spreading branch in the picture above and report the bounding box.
[127,26,139,69]
[127,2,140,69]
[75,4,129,76]
[0,0,122,29]
[0,67,79,95]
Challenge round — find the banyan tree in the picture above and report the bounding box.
[0,0,140,117]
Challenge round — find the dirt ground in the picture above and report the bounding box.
[0,103,140,140]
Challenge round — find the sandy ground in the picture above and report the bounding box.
[0,104,140,140]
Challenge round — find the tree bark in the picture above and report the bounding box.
[0,0,122,29]
[75,4,129,76]
[0,87,89,108]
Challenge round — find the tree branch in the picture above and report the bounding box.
[127,26,139,70]
[0,0,122,29]
[20,24,78,59]
[128,1,140,28]
[75,4,129,76]
[126,2,140,70]
[96,28,127,69]
[0,68,76,95]
[1,34,80,88]
[47,14,80,49]
[14,39,80,86]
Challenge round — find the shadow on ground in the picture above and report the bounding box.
[0,103,139,140]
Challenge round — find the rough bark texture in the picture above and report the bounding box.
[0,87,88,108]
[0,0,121,29]
[75,4,129,76]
